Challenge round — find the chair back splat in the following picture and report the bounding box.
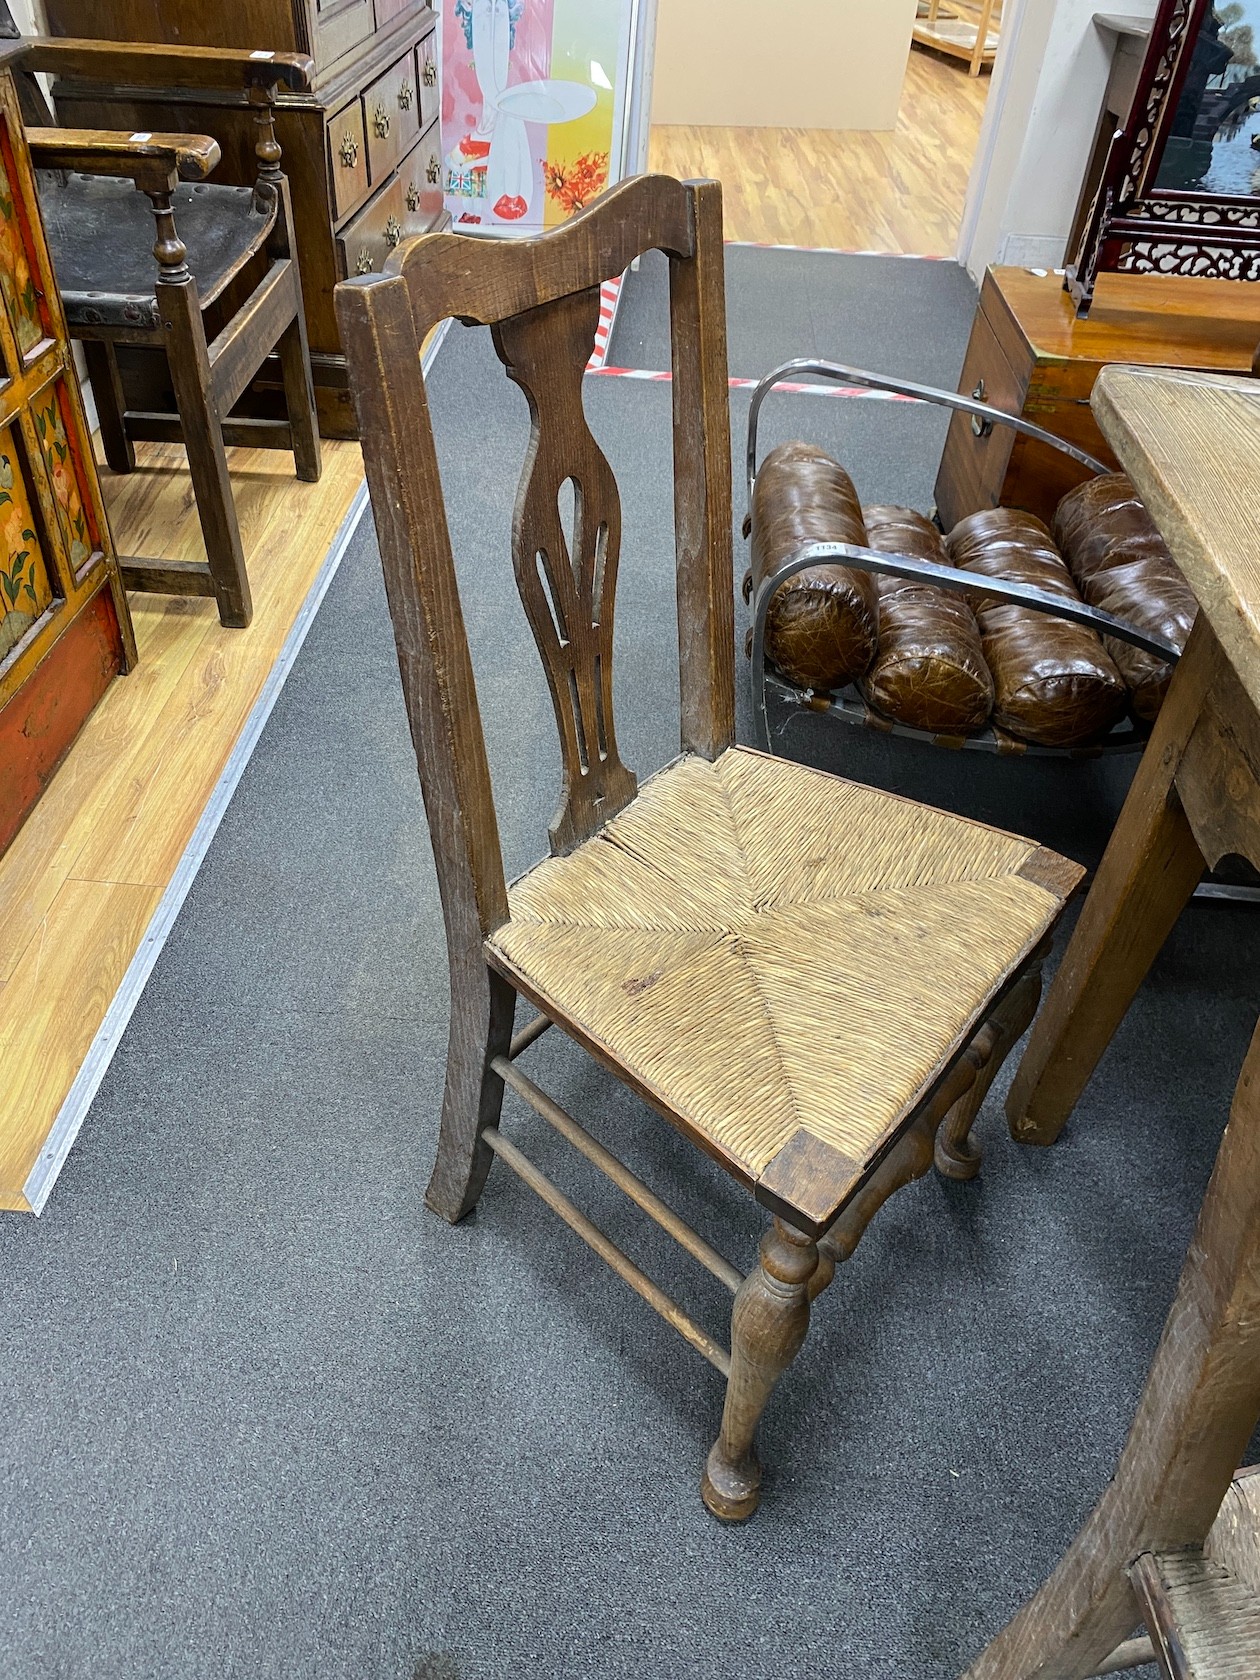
[335,174,734,909]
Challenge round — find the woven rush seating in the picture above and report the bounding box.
[490,746,1072,1223]
[336,172,1084,1522]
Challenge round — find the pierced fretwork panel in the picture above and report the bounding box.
[492,285,638,854]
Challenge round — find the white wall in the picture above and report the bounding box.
[958,0,1158,279]
[651,0,918,131]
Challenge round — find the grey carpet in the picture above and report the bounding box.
[608,246,980,384]
[1,262,1255,1680]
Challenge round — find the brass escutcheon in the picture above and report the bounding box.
[355,248,374,274]
[398,80,413,110]
[422,58,437,87]
[406,182,421,212]
[339,132,359,168]
[385,213,403,248]
[426,154,440,184]
[373,103,391,139]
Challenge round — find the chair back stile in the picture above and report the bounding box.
[335,174,735,935]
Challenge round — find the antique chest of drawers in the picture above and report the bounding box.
[935,265,1260,530]
[44,0,448,439]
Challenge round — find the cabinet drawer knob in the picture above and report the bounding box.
[422,58,437,87]
[398,80,413,111]
[339,132,359,168]
[426,154,440,185]
[385,213,403,249]
[373,103,392,139]
[355,247,374,275]
[970,379,993,438]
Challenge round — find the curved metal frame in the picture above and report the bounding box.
[745,358,1112,510]
[744,359,1178,758]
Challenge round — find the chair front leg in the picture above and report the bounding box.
[935,946,1049,1181]
[82,341,135,475]
[148,189,252,628]
[701,1216,819,1523]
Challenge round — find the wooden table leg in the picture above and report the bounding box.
[1005,622,1216,1147]
[964,1017,1260,1680]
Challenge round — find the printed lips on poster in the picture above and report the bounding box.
[441,0,636,231]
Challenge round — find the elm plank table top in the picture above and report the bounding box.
[1092,364,1260,716]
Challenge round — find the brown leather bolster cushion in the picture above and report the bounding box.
[859,505,993,735]
[947,508,1128,747]
[1052,473,1197,722]
[750,441,877,691]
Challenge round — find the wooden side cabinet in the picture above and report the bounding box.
[0,56,134,858]
[43,0,448,439]
[935,265,1260,530]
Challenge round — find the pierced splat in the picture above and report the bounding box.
[492,284,638,853]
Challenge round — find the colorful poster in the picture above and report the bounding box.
[440,0,638,232]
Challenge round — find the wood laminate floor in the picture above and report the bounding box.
[648,47,990,253]
[0,438,365,1213]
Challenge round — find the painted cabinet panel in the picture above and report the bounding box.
[0,65,135,858]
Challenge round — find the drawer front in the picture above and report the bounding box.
[933,304,1027,531]
[364,50,422,185]
[416,29,440,131]
[328,97,369,222]
[338,176,405,279]
[400,119,443,228]
[315,0,374,69]
[374,0,413,27]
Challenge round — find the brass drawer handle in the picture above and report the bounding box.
[970,379,992,438]
[398,80,413,111]
[426,154,440,185]
[373,103,391,139]
[422,58,437,87]
[385,213,403,248]
[406,182,420,212]
[355,248,374,275]
[339,132,359,168]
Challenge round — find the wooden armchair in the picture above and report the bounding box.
[3,33,322,628]
[335,174,1086,1518]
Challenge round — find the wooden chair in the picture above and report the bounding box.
[4,31,323,628]
[335,173,1085,1519]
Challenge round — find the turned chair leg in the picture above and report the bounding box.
[149,190,252,629]
[701,1216,819,1523]
[82,340,135,475]
[425,965,517,1224]
[936,951,1048,1181]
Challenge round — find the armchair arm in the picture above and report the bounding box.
[16,39,314,98]
[28,126,220,192]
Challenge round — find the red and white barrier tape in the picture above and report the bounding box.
[585,274,624,372]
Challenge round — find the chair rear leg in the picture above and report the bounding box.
[425,966,517,1223]
[701,1217,819,1522]
[276,310,321,484]
[83,340,135,475]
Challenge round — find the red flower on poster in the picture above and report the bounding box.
[541,151,609,217]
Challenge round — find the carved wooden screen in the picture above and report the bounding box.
[1068,0,1260,312]
[0,56,134,855]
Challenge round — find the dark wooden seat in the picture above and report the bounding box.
[335,173,1084,1520]
[3,25,323,628]
[40,175,271,326]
